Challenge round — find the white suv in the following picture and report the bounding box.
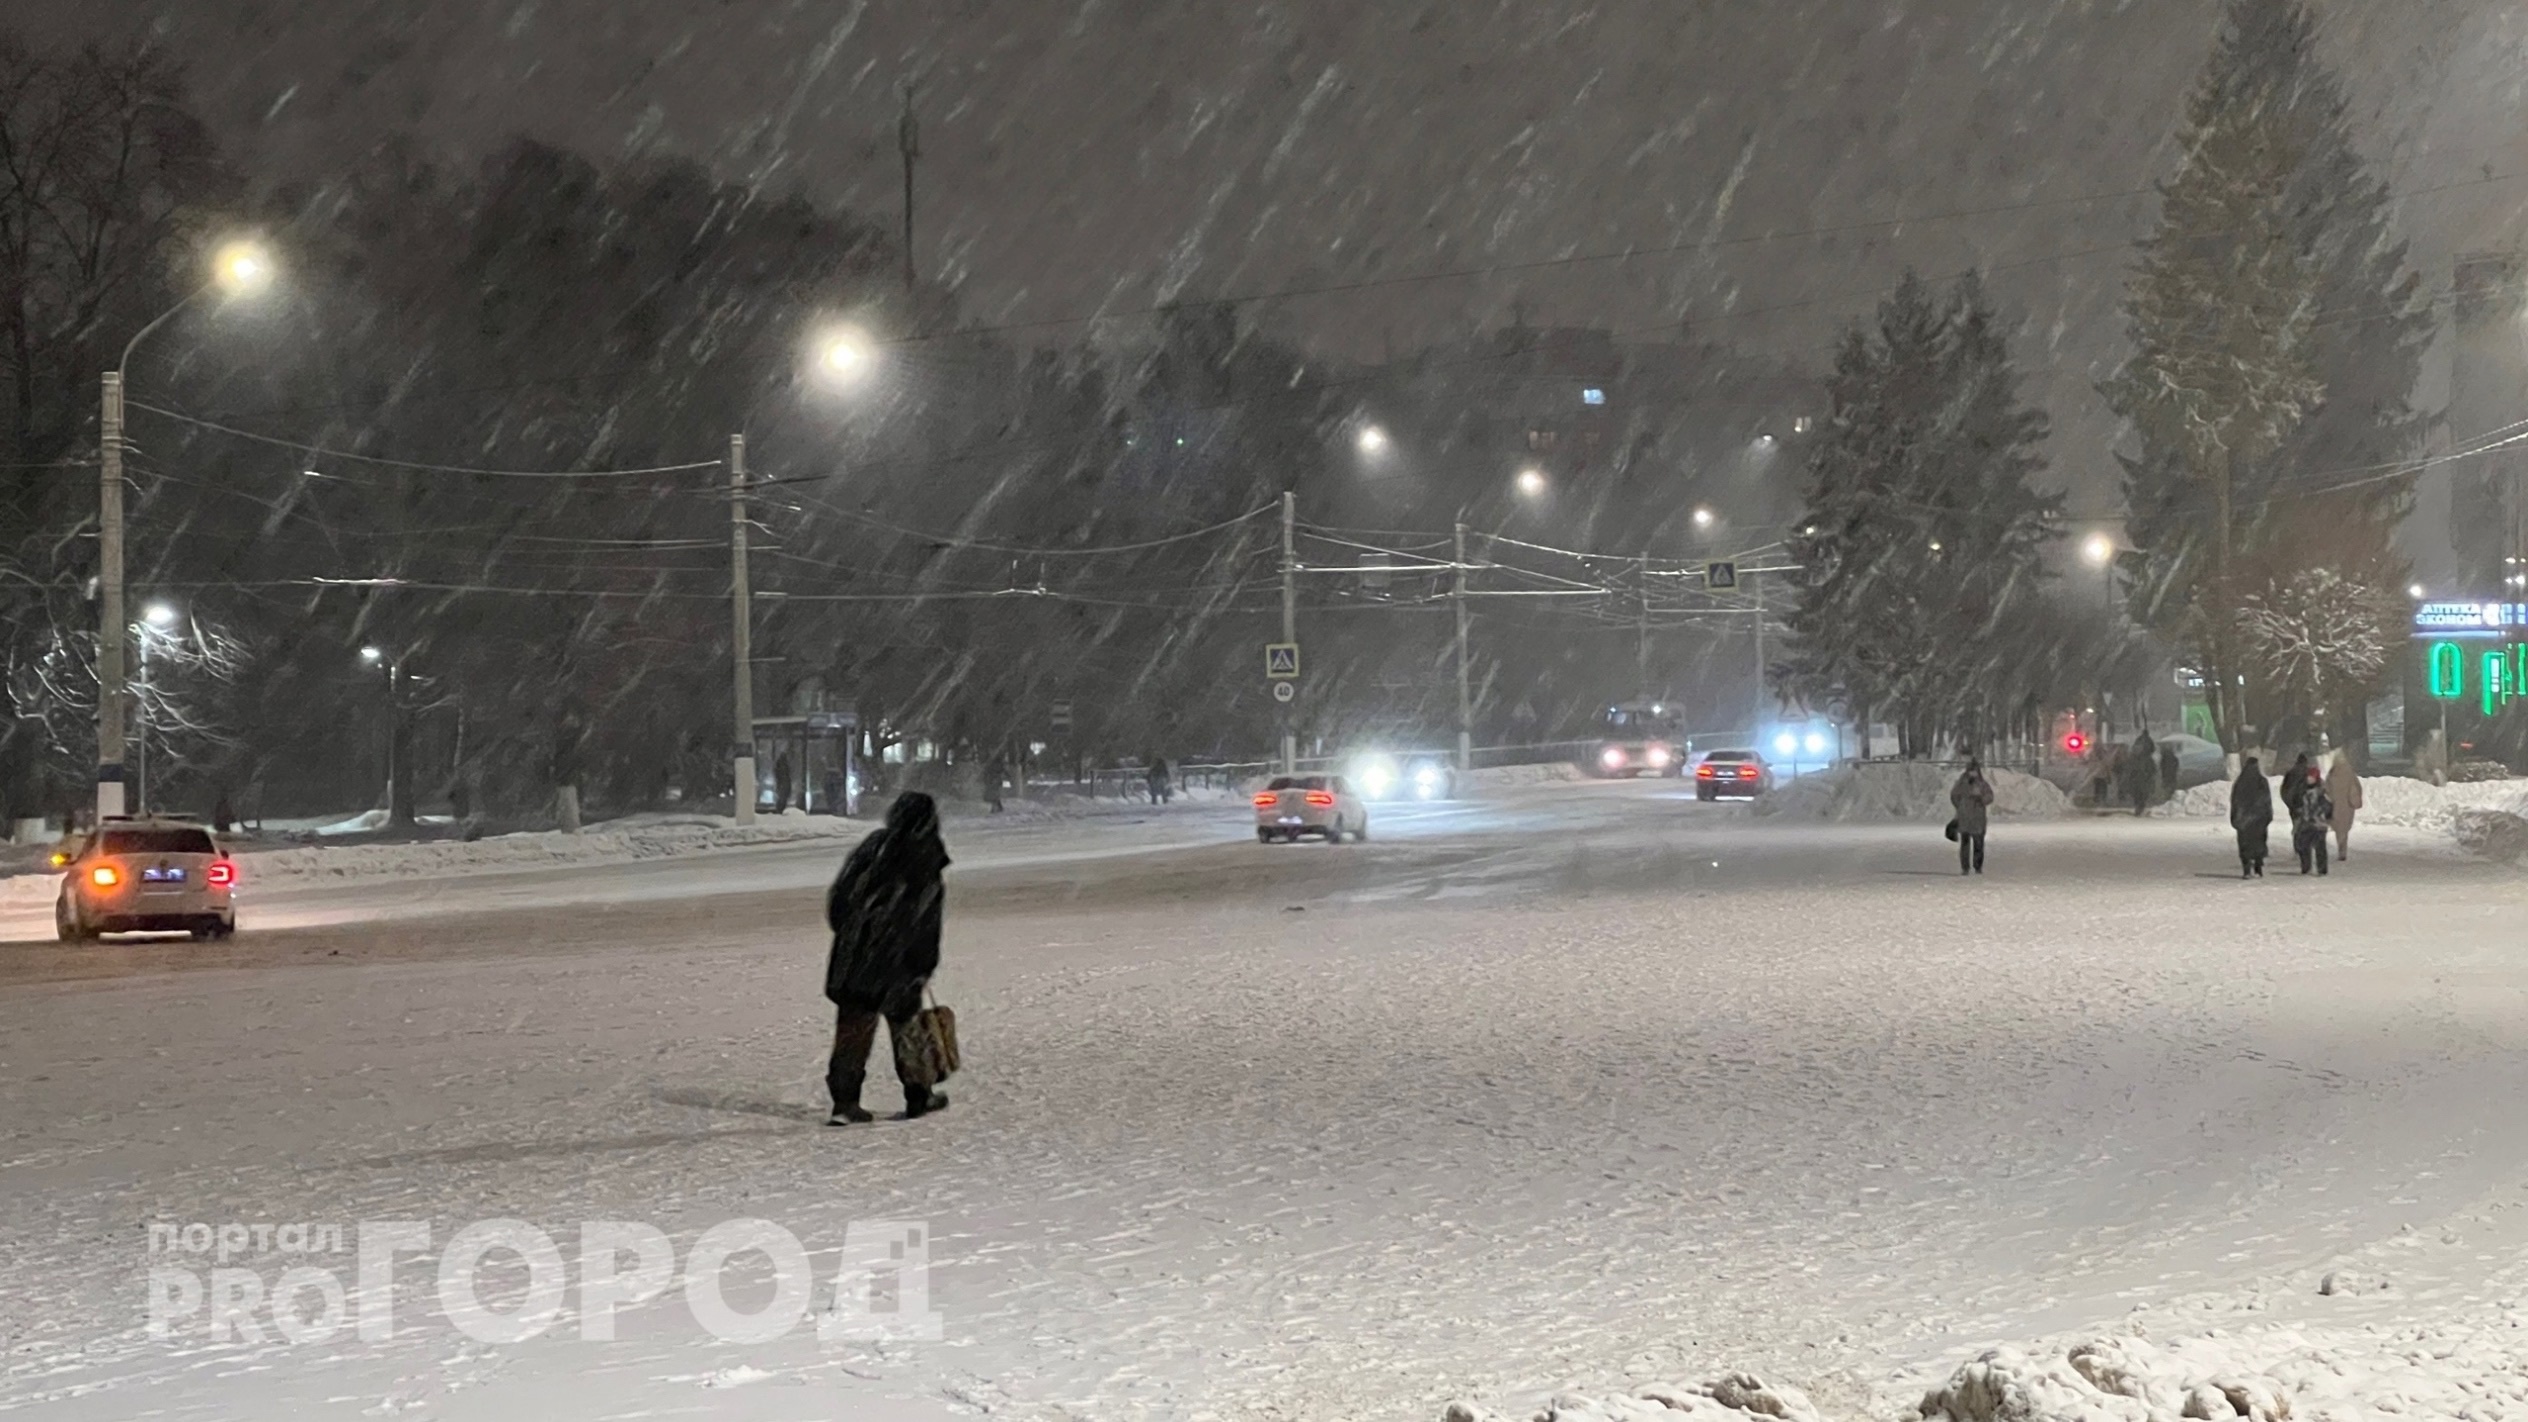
[54,817,238,941]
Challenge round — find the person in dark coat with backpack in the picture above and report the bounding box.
[2126,731,2159,816]
[1949,758,1995,875]
[2290,761,2333,876]
[823,791,952,1124]
[2230,757,2273,878]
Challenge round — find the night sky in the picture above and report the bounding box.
[26,0,2528,503]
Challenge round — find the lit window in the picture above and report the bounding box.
[1581,387,1606,406]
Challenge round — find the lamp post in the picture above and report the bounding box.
[360,646,417,828]
[133,603,179,815]
[96,240,274,825]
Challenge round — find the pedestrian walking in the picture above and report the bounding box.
[2277,752,2312,823]
[823,791,952,1124]
[2127,731,2160,816]
[2230,757,2273,878]
[2157,742,2180,804]
[1949,757,1995,875]
[2325,750,2363,862]
[2291,763,2333,876]
[773,753,794,814]
[984,753,1006,814]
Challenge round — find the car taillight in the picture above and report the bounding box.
[1696,765,1715,778]
[206,860,237,888]
[1305,790,1335,807]
[1738,766,1758,778]
[1253,792,1279,808]
[89,865,119,888]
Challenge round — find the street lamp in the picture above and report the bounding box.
[1691,506,1715,530]
[2081,533,2115,567]
[359,646,417,827]
[1515,467,1548,499]
[133,603,181,815]
[2409,583,2427,600]
[814,325,875,385]
[1355,425,1389,456]
[96,236,277,824]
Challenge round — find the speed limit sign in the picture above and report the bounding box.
[1272,681,1296,704]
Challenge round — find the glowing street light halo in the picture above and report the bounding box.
[211,239,276,297]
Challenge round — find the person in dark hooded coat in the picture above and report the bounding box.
[2229,757,2273,878]
[823,792,952,1123]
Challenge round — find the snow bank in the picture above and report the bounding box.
[1456,1324,2528,1422]
[2165,773,2528,838]
[1753,763,2070,823]
[1445,1371,1822,1422]
[0,794,1225,902]
[1470,762,1592,787]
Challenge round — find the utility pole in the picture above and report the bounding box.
[1635,553,1651,702]
[2212,442,2239,772]
[898,83,919,291]
[388,657,415,828]
[730,434,756,825]
[1750,569,1766,735]
[1280,491,1297,775]
[1454,521,1472,773]
[97,372,126,824]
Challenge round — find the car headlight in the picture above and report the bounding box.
[1411,763,1443,797]
[1647,744,1672,768]
[1601,747,1627,768]
[1358,761,1396,799]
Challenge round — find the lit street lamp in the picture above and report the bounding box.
[1355,425,1389,456]
[1515,467,1548,499]
[814,325,875,385]
[96,237,277,824]
[360,646,418,829]
[1691,506,1715,531]
[133,603,181,815]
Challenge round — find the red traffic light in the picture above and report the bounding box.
[2063,733,2088,755]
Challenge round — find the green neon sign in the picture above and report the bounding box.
[2430,641,2464,700]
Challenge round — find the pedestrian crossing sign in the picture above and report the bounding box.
[1265,643,1300,679]
[1705,561,1739,590]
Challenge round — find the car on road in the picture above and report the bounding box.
[1254,775,1370,843]
[1693,749,1772,801]
[53,816,238,941]
[1353,752,1457,802]
[1591,699,1685,778]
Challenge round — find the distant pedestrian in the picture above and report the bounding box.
[2326,751,2363,862]
[2291,763,2333,876]
[2277,752,2312,823]
[1949,757,1995,876]
[1146,757,1172,806]
[823,792,952,1124]
[211,788,236,835]
[772,753,794,814]
[2157,743,2180,804]
[2230,757,2273,878]
[2127,731,2159,816]
[984,754,1006,814]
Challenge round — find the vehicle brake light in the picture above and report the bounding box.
[89,865,119,888]
[1696,765,1716,779]
[1304,790,1335,807]
[207,860,237,888]
[1252,792,1279,808]
[1738,766,1758,778]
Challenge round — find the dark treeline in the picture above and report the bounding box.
[0,30,1838,826]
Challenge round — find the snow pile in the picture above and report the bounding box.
[2165,773,2528,839]
[1444,1372,1821,1422]
[1472,762,1593,787]
[1755,763,2070,822]
[1916,1338,2288,1422]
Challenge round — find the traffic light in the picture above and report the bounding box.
[2063,732,2088,755]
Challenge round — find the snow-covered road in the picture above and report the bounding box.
[3,780,2526,1420]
